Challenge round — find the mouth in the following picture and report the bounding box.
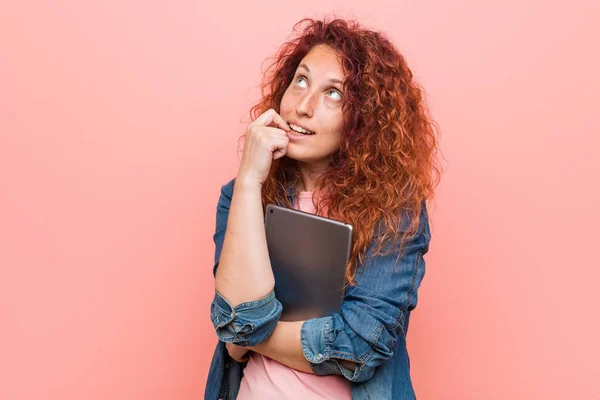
[287,122,315,135]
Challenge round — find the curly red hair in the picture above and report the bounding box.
[247,17,443,285]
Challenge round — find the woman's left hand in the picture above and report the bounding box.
[226,342,250,362]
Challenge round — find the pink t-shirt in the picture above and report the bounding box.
[236,191,352,400]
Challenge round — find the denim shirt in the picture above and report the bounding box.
[205,178,431,400]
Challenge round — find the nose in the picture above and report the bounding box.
[295,90,316,118]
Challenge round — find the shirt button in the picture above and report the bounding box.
[231,311,237,318]
[316,353,323,360]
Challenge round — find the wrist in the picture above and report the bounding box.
[235,174,263,192]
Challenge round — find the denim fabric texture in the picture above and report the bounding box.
[205,178,431,400]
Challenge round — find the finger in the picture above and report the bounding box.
[273,146,287,160]
[255,126,289,137]
[255,109,290,132]
[270,136,289,159]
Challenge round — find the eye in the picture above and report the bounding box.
[326,89,342,100]
[295,76,307,88]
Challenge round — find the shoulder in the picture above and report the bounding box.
[216,177,236,210]
[374,199,430,236]
[370,199,431,254]
[405,199,431,245]
[220,177,236,198]
[417,199,430,235]
[403,199,430,236]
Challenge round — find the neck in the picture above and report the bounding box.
[296,160,328,192]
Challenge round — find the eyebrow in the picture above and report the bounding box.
[298,63,343,85]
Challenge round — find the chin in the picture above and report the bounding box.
[285,148,333,166]
[284,148,300,160]
[285,149,310,162]
[284,153,302,163]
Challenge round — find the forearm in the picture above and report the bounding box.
[251,321,358,374]
[252,321,313,373]
[215,180,274,307]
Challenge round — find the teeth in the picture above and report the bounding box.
[289,123,314,135]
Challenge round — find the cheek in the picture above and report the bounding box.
[327,115,344,139]
[321,126,343,150]
[279,88,294,112]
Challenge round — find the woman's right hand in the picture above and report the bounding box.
[236,109,291,187]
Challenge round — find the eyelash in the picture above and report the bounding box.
[295,75,342,99]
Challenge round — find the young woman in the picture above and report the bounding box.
[206,17,441,400]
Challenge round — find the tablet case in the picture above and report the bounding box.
[264,204,353,322]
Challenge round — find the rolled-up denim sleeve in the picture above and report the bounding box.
[210,289,282,347]
[300,201,431,383]
[208,178,282,347]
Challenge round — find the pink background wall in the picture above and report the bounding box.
[1,1,598,399]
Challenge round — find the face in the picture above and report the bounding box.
[279,44,346,169]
